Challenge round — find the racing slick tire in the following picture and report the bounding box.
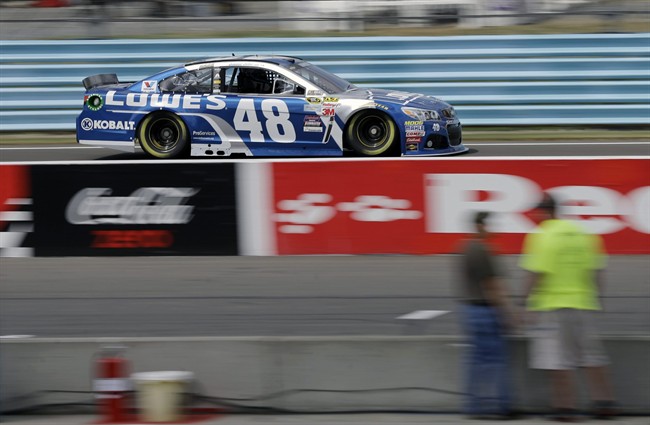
[345,110,398,156]
[138,112,189,159]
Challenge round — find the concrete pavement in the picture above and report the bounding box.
[2,413,650,425]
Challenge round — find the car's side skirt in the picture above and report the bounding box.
[78,139,136,153]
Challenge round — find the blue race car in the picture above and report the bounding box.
[77,55,467,158]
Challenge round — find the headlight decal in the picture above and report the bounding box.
[442,108,456,119]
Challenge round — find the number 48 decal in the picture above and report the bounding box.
[234,99,297,143]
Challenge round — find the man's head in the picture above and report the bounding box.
[536,192,557,220]
[473,211,491,238]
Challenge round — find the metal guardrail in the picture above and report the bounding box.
[1,34,649,131]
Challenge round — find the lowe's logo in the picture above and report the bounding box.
[81,118,135,131]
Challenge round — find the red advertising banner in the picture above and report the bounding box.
[0,165,33,257]
[270,158,650,255]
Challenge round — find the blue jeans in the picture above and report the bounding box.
[462,304,512,415]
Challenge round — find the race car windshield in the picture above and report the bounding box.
[288,62,355,94]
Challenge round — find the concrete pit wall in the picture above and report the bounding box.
[1,336,649,414]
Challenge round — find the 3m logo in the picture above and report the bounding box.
[0,166,33,257]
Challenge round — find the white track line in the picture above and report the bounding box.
[0,335,35,339]
[397,310,450,320]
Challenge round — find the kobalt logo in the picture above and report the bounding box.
[81,119,136,131]
[81,118,93,131]
[65,187,200,225]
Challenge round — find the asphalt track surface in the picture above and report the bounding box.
[1,140,649,162]
[1,255,649,338]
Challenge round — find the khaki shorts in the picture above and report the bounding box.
[529,309,609,370]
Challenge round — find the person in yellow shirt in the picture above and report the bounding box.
[520,193,616,422]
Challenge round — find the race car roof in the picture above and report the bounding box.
[186,55,303,68]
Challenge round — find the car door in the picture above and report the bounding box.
[220,66,327,151]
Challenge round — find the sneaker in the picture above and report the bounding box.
[593,400,618,420]
[500,410,524,420]
[550,409,582,422]
[468,411,522,421]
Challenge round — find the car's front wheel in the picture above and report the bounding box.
[345,111,398,156]
[138,112,189,159]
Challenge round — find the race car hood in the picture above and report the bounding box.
[339,88,451,110]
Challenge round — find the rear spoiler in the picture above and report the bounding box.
[82,73,119,90]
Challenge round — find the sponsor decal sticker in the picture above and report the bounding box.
[406,137,422,143]
[405,121,424,126]
[321,102,338,117]
[142,80,158,93]
[80,118,93,131]
[386,91,412,101]
[86,94,103,111]
[81,119,135,131]
[406,143,418,151]
[374,103,389,111]
[323,97,339,103]
[303,115,323,133]
[406,130,426,137]
[405,124,425,132]
[105,91,227,110]
[193,131,216,137]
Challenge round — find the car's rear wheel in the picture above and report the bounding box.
[138,112,189,159]
[345,111,398,156]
